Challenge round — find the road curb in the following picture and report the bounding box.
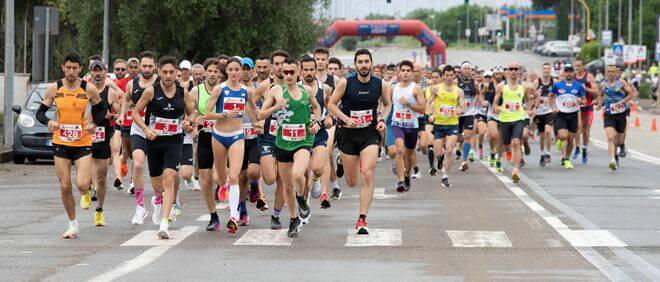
[0,149,12,163]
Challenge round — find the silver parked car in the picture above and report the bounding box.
[11,83,55,164]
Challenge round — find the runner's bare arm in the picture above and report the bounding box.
[379,80,392,122]
[620,79,635,104]
[257,86,285,120]
[493,83,503,113]
[205,85,224,120]
[246,88,259,124]
[327,78,349,123]
[456,88,465,116]
[182,88,195,133]
[306,85,321,123]
[117,80,134,124]
[408,85,426,114]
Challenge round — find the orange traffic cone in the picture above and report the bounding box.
[651,117,657,132]
[634,115,640,128]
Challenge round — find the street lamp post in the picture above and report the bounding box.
[458,20,462,42]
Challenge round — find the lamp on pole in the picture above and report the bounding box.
[458,20,462,42]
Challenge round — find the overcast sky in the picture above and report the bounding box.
[322,0,532,20]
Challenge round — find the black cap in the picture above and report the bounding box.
[563,64,574,71]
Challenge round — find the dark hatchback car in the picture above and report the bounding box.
[11,83,55,164]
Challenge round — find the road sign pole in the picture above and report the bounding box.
[44,7,49,83]
[5,0,15,147]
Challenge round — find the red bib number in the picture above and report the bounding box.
[281,124,306,141]
[202,120,215,132]
[609,103,626,114]
[243,123,258,139]
[92,126,106,143]
[58,124,83,143]
[153,117,180,136]
[538,97,547,105]
[504,101,521,112]
[393,110,412,122]
[439,105,454,117]
[465,99,472,108]
[223,97,245,113]
[350,110,373,128]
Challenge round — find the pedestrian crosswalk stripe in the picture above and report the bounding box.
[121,226,198,247]
[557,230,626,247]
[345,229,402,247]
[233,229,291,246]
[446,231,513,248]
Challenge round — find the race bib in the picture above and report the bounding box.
[58,124,83,143]
[504,101,521,112]
[609,102,626,114]
[465,98,472,108]
[281,123,306,141]
[92,126,106,143]
[243,123,258,139]
[268,120,279,136]
[152,117,180,136]
[123,110,145,127]
[557,95,579,112]
[439,105,454,117]
[350,110,373,128]
[223,97,245,114]
[538,97,547,105]
[393,109,413,122]
[202,120,215,133]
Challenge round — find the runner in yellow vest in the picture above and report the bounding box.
[427,65,465,188]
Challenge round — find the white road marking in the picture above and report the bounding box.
[233,229,291,246]
[446,231,512,248]
[89,246,172,282]
[478,158,660,280]
[345,229,402,247]
[346,187,399,199]
[591,139,660,166]
[546,239,563,248]
[121,226,198,247]
[557,230,627,247]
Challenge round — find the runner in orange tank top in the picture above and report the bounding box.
[36,52,106,239]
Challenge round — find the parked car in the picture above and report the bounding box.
[585,58,605,74]
[544,41,573,57]
[12,83,55,164]
[539,41,559,56]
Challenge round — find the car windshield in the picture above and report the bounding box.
[25,85,50,111]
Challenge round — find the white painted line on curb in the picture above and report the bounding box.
[446,230,512,248]
[233,229,291,246]
[592,139,660,166]
[345,229,402,247]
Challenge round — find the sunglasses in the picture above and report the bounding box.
[114,68,126,71]
[508,67,519,71]
[282,70,295,76]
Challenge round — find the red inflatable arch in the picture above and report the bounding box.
[319,20,447,67]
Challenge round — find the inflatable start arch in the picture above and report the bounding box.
[319,20,447,67]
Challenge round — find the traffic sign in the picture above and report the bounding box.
[601,30,612,46]
[465,28,471,37]
[612,44,624,65]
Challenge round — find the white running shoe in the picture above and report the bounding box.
[183,178,194,190]
[311,179,322,199]
[62,222,80,239]
[192,179,201,191]
[157,221,170,240]
[169,205,177,222]
[152,196,162,225]
[131,205,148,225]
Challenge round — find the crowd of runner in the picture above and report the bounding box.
[38,47,636,240]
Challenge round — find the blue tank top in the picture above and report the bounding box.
[604,79,627,115]
[215,82,247,118]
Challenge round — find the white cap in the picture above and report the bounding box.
[484,70,493,77]
[179,60,192,70]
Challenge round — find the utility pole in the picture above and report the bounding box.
[44,7,50,82]
[618,0,622,41]
[570,0,575,38]
[5,0,15,147]
[638,0,642,45]
[627,0,632,45]
[102,0,109,65]
[605,0,609,30]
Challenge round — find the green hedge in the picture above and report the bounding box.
[579,41,601,62]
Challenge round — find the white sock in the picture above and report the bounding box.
[442,173,448,179]
[263,181,275,191]
[69,220,78,226]
[229,184,240,219]
[330,180,338,189]
[159,218,169,231]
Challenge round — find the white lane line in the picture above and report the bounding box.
[446,231,512,248]
[591,139,660,166]
[345,229,402,247]
[233,229,291,246]
[89,246,172,282]
[477,159,630,281]
[346,187,399,199]
[557,230,627,247]
[121,226,198,247]
[546,239,563,248]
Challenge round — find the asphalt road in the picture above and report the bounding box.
[2,50,659,281]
